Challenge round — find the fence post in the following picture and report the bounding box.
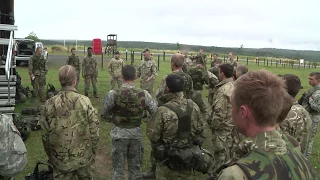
[163,51,166,62]
[84,46,86,54]
[141,52,143,60]
[224,55,226,63]
[246,57,248,65]
[131,51,134,65]
[126,51,128,61]
[264,58,266,66]
[157,55,160,71]
[271,59,272,66]
[267,59,269,67]
[101,52,103,70]
[258,59,260,66]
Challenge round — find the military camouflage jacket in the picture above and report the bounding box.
[155,69,193,105]
[209,78,234,130]
[147,92,204,146]
[40,86,99,171]
[0,114,27,177]
[218,130,316,180]
[306,85,320,122]
[102,83,157,139]
[137,57,158,82]
[28,54,48,76]
[66,55,81,73]
[280,102,312,155]
[107,58,124,77]
[227,57,237,67]
[82,55,98,76]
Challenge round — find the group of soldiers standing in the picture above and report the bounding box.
[2,47,319,180]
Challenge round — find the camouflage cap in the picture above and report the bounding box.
[143,48,150,53]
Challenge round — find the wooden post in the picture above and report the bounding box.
[246,57,248,65]
[157,55,160,71]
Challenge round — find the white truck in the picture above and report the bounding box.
[14,38,48,66]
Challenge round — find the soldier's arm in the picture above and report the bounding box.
[146,107,165,143]
[101,90,115,121]
[39,102,51,157]
[279,118,292,137]
[82,58,85,77]
[86,99,99,155]
[95,57,98,76]
[191,102,205,143]
[300,111,312,154]
[44,58,48,74]
[185,75,194,99]
[144,90,158,116]
[66,56,70,65]
[210,91,231,128]
[309,91,320,112]
[107,60,113,76]
[137,63,142,78]
[150,61,158,79]
[28,56,33,75]
[217,165,249,180]
[156,75,167,97]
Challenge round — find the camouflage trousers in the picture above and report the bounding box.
[0,153,27,178]
[53,159,95,180]
[306,121,319,159]
[31,75,46,102]
[191,90,208,119]
[140,80,155,96]
[156,164,196,180]
[112,138,142,180]
[111,76,123,90]
[76,73,80,90]
[84,75,97,94]
[211,128,234,172]
[208,88,215,106]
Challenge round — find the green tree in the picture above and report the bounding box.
[176,42,180,50]
[25,32,40,42]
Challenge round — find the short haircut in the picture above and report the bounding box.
[309,72,320,80]
[236,65,248,76]
[214,53,218,56]
[87,47,92,50]
[171,53,185,67]
[122,65,136,81]
[166,74,184,93]
[59,65,77,87]
[71,47,76,51]
[277,92,294,123]
[219,63,234,78]
[233,70,286,127]
[216,59,222,64]
[282,74,301,98]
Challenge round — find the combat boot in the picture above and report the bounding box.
[94,92,99,98]
[142,165,156,179]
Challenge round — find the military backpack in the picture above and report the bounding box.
[25,161,53,180]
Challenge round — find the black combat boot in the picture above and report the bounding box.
[142,165,156,179]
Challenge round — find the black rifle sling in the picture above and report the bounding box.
[162,99,193,139]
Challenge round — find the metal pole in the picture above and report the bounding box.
[101,51,103,70]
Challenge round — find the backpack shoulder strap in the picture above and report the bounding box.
[161,99,193,139]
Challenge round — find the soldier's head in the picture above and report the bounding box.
[58,65,78,88]
[87,47,93,55]
[228,52,233,58]
[218,63,233,80]
[121,65,136,82]
[143,48,151,59]
[215,59,222,67]
[213,53,218,60]
[277,92,294,124]
[71,47,76,55]
[308,72,320,87]
[281,74,302,98]
[114,51,120,59]
[231,70,286,137]
[171,53,185,71]
[166,74,184,94]
[35,47,42,56]
[235,65,248,79]
[199,48,204,54]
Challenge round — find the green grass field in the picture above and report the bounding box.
[14,55,320,179]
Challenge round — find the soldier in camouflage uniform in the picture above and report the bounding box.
[210,53,219,67]
[299,72,320,159]
[216,70,316,179]
[66,47,81,89]
[82,47,99,98]
[0,114,27,179]
[280,74,312,156]
[190,48,207,66]
[102,65,157,180]
[107,51,125,90]
[208,63,234,171]
[227,52,237,67]
[28,47,48,102]
[156,53,193,105]
[147,74,205,180]
[40,65,99,180]
[142,54,194,179]
[137,48,158,95]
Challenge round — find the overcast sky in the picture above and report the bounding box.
[15,0,319,50]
